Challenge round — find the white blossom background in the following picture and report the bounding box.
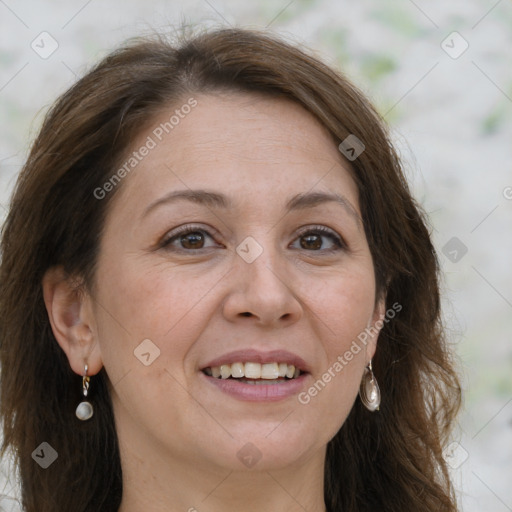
[1,1,511,511]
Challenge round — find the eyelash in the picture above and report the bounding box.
[160,224,346,254]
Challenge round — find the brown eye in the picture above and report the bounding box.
[300,234,323,250]
[291,226,345,252]
[180,231,205,249]
[161,225,219,252]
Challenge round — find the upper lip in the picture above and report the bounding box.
[201,349,310,373]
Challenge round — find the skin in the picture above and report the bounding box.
[43,92,385,512]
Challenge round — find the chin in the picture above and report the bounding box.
[197,423,326,472]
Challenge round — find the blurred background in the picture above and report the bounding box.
[0,0,511,510]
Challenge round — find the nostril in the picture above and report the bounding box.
[240,312,252,317]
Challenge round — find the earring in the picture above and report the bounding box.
[75,364,94,421]
[359,360,381,412]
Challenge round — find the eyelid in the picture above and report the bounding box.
[293,224,347,250]
[159,223,221,250]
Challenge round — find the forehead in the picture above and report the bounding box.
[110,92,359,214]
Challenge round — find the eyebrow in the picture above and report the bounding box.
[285,191,361,226]
[142,189,361,226]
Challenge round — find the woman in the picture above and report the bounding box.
[0,27,461,511]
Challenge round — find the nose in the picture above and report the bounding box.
[222,247,303,328]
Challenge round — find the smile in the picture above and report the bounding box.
[203,362,302,381]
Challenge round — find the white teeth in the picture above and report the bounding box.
[244,362,261,379]
[220,364,231,379]
[204,362,302,380]
[261,363,279,379]
[230,362,245,378]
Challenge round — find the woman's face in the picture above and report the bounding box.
[88,92,383,473]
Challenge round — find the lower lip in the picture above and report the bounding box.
[201,372,309,402]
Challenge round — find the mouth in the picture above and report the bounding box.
[202,362,304,384]
[199,350,310,401]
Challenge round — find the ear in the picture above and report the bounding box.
[365,294,387,363]
[42,266,103,376]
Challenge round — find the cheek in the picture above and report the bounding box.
[303,262,376,347]
[295,265,376,426]
[297,309,370,444]
[92,258,226,380]
[93,259,226,435]
[298,350,365,446]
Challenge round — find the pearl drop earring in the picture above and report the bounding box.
[75,364,94,421]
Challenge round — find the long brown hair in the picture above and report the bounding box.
[0,27,461,511]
